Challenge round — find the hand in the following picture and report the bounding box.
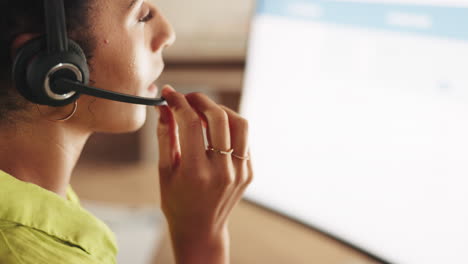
[156,85,254,264]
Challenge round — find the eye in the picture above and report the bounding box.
[138,9,154,23]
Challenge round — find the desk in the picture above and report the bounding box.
[71,164,380,264]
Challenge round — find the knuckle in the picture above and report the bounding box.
[220,104,235,114]
[207,108,229,126]
[171,91,185,100]
[226,173,236,184]
[197,170,210,181]
[229,114,248,131]
[237,118,249,134]
[181,154,206,169]
[244,171,254,186]
[235,174,245,186]
[236,164,249,183]
[166,90,183,101]
[237,175,250,186]
[213,166,235,187]
[189,154,206,166]
[180,110,201,128]
[183,163,208,180]
[187,116,202,129]
[196,174,211,188]
[242,117,250,129]
[220,174,235,189]
[187,92,207,101]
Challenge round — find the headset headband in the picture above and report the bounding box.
[44,0,68,53]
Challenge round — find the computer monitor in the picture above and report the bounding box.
[240,1,468,263]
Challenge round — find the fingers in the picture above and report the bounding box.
[218,153,254,223]
[185,93,231,161]
[157,87,255,235]
[188,101,251,222]
[219,105,249,160]
[184,94,249,218]
[216,107,252,222]
[156,105,180,175]
[162,86,206,161]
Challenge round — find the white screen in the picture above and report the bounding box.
[240,1,468,263]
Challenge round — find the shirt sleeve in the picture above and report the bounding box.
[0,223,101,264]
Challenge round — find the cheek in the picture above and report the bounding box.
[81,98,149,133]
[79,34,151,132]
[91,42,143,94]
[136,51,153,79]
[98,58,139,91]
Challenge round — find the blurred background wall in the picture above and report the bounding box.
[157,0,253,62]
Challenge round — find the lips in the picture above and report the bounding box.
[148,83,158,92]
[147,62,164,95]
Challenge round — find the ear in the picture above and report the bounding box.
[10,33,42,61]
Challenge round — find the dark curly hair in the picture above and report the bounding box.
[0,0,96,123]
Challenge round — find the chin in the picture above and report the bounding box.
[95,104,149,134]
[118,107,148,133]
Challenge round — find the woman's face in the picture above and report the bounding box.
[76,0,175,133]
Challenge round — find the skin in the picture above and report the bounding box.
[0,0,253,263]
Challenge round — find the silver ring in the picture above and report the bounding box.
[232,153,251,161]
[207,146,234,155]
[44,63,82,101]
[207,146,250,160]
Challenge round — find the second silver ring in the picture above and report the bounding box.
[206,146,250,160]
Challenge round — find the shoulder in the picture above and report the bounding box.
[0,221,101,264]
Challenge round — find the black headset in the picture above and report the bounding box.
[12,0,167,107]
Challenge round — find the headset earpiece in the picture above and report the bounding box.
[12,36,89,107]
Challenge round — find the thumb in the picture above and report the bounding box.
[156,105,178,176]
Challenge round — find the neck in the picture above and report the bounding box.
[0,118,91,199]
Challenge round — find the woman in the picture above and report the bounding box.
[0,0,253,263]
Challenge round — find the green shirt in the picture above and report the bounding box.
[0,170,118,264]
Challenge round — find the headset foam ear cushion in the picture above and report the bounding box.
[12,37,90,106]
[65,39,90,85]
[12,37,45,104]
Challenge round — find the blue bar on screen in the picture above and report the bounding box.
[257,0,468,41]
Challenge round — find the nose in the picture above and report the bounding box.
[163,20,176,50]
[152,10,176,52]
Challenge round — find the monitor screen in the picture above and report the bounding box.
[240,1,468,263]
